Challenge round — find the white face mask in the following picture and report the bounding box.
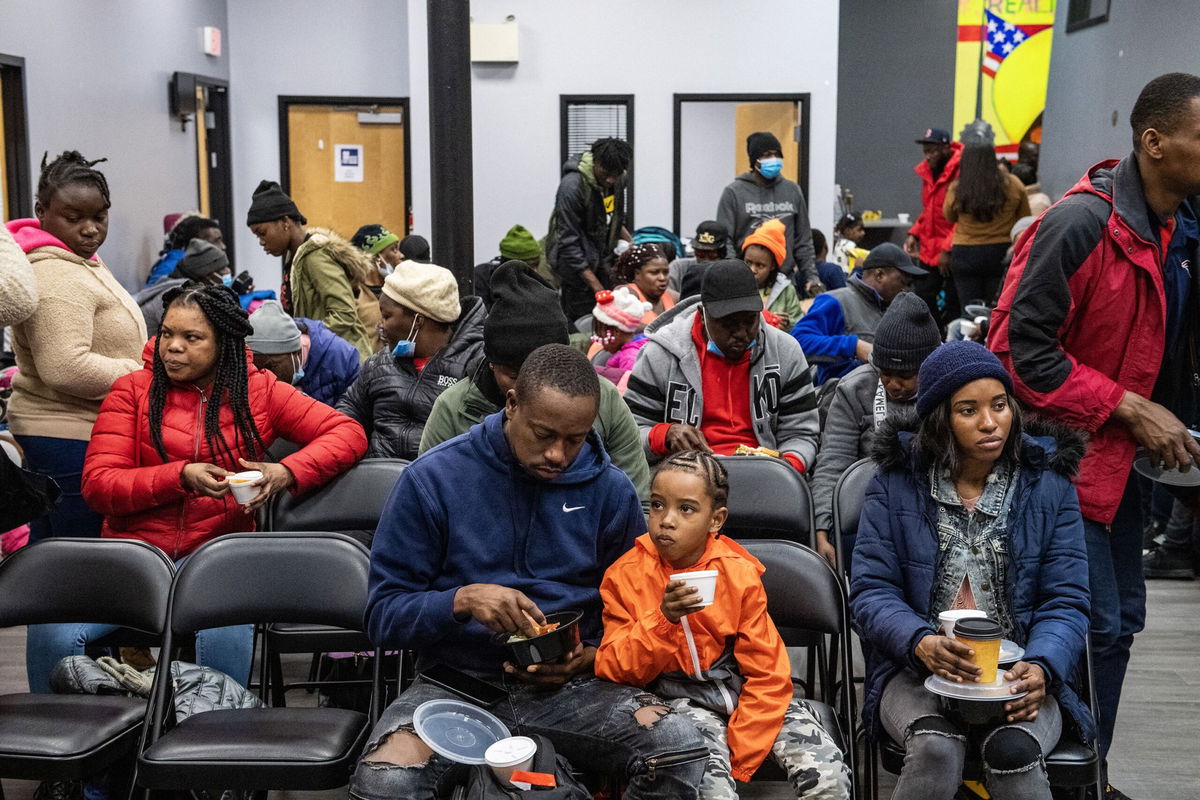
[377,258,393,278]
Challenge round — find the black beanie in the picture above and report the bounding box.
[747,131,783,165]
[484,261,569,367]
[871,292,942,373]
[246,179,302,226]
[399,234,431,263]
[174,238,229,280]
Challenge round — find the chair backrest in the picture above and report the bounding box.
[0,538,174,633]
[167,532,370,635]
[832,457,876,541]
[740,539,848,639]
[267,458,408,532]
[716,455,814,545]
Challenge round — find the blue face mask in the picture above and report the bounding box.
[390,316,421,358]
[291,354,305,385]
[757,157,783,179]
[220,273,234,287]
[705,317,758,358]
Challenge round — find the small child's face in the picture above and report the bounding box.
[649,470,727,569]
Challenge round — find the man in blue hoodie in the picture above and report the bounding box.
[350,344,705,799]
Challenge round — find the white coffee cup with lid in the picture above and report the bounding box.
[485,736,537,784]
[938,609,987,639]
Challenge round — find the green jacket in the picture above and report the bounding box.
[761,273,804,329]
[290,229,374,361]
[418,366,650,504]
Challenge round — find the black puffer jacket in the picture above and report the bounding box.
[336,296,486,459]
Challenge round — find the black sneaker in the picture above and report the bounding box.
[1104,783,1134,800]
[1143,547,1196,579]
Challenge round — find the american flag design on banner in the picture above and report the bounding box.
[982,9,1035,78]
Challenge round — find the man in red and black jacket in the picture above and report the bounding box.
[988,74,1200,794]
[904,128,963,327]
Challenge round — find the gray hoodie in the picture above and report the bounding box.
[717,171,817,286]
[624,296,820,467]
[809,362,914,532]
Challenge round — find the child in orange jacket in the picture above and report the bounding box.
[596,451,850,799]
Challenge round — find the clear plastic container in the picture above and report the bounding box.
[412,699,511,764]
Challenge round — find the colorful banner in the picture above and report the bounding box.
[955,0,1056,159]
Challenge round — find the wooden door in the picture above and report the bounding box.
[285,104,407,237]
[734,101,800,180]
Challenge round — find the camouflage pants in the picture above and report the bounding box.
[668,697,851,799]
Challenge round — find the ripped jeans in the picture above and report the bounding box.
[880,670,1061,800]
[349,674,706,800]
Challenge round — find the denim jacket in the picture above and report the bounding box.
[929,462,1021,637]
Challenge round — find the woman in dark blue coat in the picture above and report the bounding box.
[850,341,1092,800]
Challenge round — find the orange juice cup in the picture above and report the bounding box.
[954,617,1003,683]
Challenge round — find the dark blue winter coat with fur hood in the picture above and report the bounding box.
[850,415,1095,742]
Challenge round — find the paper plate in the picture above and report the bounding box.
[999,639,1025,664]
[924,674,1028,702]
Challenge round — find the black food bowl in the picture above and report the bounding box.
[496,610,582,667]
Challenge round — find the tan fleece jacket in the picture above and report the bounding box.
[0,227,38,327]
[8,246,147,440]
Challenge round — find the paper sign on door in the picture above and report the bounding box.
[335,144,364,182]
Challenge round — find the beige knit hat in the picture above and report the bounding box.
[381,263,461,323]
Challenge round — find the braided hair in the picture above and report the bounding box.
[149,283,266,468]
[613,242,666,283]
[654,450,730,508]
[37,151,111,208]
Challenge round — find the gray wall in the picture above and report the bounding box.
[0,0,230,289]
[835,0,956,225]
[226,0,409,290]
[1039,1,1200,201]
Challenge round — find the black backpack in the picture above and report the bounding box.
[435,734,590,800]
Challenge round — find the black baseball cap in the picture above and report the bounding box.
[701,259,762,318]
[692,220,728,252]
[863,242,928,276]
[915,128,951,145]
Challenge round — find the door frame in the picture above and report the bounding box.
[0,53,32,219]
[193,74,234,264]
[672,92,811,235]
[277,95,412,233]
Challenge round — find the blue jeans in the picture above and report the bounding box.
[14,435,103,542]
[350,675,706,800]
[1082,471,1145,761]
[26,620,254,694]
[26,549,254,694]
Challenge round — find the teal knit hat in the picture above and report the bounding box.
[498,224,542,261]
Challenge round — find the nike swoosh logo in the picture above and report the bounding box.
[562,504,585,513]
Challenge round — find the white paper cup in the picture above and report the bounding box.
[227,470,263,505]
[485,736,537,784]
[939,609,986,639]
[669,569,719,608]
[897,212,911,224]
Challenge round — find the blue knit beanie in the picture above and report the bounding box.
[916,341,1014,418]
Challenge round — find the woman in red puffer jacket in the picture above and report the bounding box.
[82,283,367,558]
[22,283,367,693]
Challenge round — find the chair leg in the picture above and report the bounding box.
[269,647,287,707]
[306,651,322,693]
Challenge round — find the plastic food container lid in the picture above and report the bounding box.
[954,617,1002,639]
[485,736,537,768]
[412,699,511,765]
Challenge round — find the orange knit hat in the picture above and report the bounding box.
[740,217,787,268]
